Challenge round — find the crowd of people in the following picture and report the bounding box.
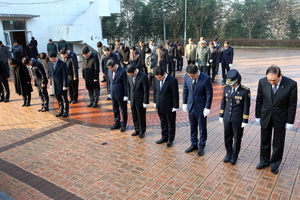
[0,37,297,174]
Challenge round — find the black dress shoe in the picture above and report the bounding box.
[223,155,231,163]
[131,131,139,136]
[120,126,126,132]
[38,108,43,111]
[111,124,121,130]
[69,100,73,103]
[87,103,93,107]
[4,99,9,103]
[56,113,63,117]
[41,108,49,112]
[92,103,98,108]
[101,79,106,82]
[166,142,173,147]
[197,148,204,156]
[139,133,145,138]
[62,113,69,118]
[271,168,279,174]
[22,104,26,107]
[107,97,111,100]
[72,100,77,104]
[230,158,237,165]
[185,146,198,153]
[0,99,3,102]
[25,104,30,107]
[156,138,168,144]
[50,94,55,96]
[256,163,269,169]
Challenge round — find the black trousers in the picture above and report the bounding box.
[158,110,176,142]
[260,118,286,169]
[176,58,183,71]
[88,88,99,104]
[22,93,31,106]
[221,63,230,82]
[112,99,127,127]
[187,60,195,65]
[69,79,79,101]
[224,121,244,160]
[131,104,146,134]
[36,85,49,109]
[168,58,175,77]
[55,93,69,114]
[0,79,10,100]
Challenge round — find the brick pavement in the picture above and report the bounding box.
[0,48,299,200]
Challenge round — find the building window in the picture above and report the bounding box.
[2,21,26,30]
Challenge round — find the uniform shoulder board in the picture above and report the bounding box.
[241,85,250,90]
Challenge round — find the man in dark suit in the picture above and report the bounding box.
[129,46,141,71]
[220,41,234,84]
[60,48,78,104]
[219,69,251,165]
[138,39,148,73]
[165,40,177,77]
[22,56,48,110]
[156,45,169,72]
[48,52,69,118]
[182,64,213,156]
[107,59,128,132]
[0,60,9,103]
[255,66,297,174]
[208,41,220,82]
[127,65,149,138]
[119,44,130,68]
[175,41,184,71]
[82,46,100,107]
[154,67,179,147]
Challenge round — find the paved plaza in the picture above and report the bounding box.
[0,48,300,200]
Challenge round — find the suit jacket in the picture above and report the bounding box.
[0,60,8,82]
[209,46,220,66]
[129,52,141,70]
[107,65,128,102]
[153,74,179,114]
[64,55,78,83]
[255,76,297,129]
[220,46,234,64]
[156,48,169,68]
[220,85,251,123]
[30,59,48,87]
[182,72,213,114]
[82,52,100,89]
[177,44,184,58]
[166,43,177,60]
[127,70,149,108]
[185,44,197,61]
[49,59,68,95]
[139,45,148,66]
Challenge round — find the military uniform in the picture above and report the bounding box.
[219,69,251,165]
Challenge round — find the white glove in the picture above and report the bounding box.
[108,94,111,98]
[123,96,128,101]
[128,101,130,104]
[153,103,156,108]
[203,108,210,117]
[63,87,68,90]
[285,123,293,130]
[143,103,148,108]
[209,59,213,63]
[172,108,180,112]
[229,63,232,67]
[241,123,248,128]
[255,118,260,125]
[182,104,188,112]
[219,117,223,124]
[195,63,198,66]
[50,85,52,89]
[206,63,209,66]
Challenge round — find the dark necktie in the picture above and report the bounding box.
[273,84,278,94]
[231,88,236,98]
[192,79,196,91]
[160,81,163,90]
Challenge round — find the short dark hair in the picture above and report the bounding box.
[49,52,57,58]
[97,41,103,47]
[8,58,19,66]
[157,44,163,49]
[0,41,2,45]
[126,65,136,73]
[40,52,47,59]
[174,41,178,44]
[115,38,120,42]
[266,65,281,77]
[186,64,198,74]
[28,43,33,47]
[81,46,90,54]
[59,47,67,54]
[130,46,136,51]
[120,44,126,50]
[13,40,18,43]
[110,44,116,51]
[224,41,229,45]
[139,39,144,43]
[145,47,151,53]
[106,59,116,67]
[188,38,193,41]
[103,47,110,51]
[154,66,165,76]
[165,40,171,45]
[22,56,31,65]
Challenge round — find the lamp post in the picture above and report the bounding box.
[162,0,166,43]
[184,0,187,46]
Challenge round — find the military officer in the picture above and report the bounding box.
[219,69,251,165]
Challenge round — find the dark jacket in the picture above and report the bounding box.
[30,59,48,87]
[12,61,33,96]
[48,59,68,95]
[63,55,78,83]
[129,52,141,70]
[82,52,100,89]
[47,43,58,54]
[156,48,169,69]
[153,74,179,114]
[107,65,127,102]
[127,70,149,108]
[58,40,68,52]
[220,46,234,64]
[0,60,9,82]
